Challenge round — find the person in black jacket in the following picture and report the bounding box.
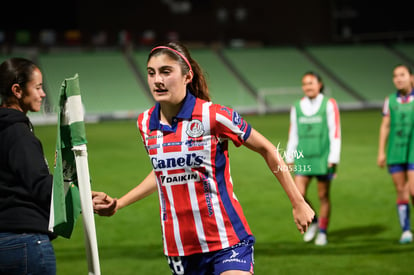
[0,57,56,274]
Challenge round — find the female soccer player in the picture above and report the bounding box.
[377,64,414,244]
[92,41,314,274]
[0,58,56,274]
[285,71,341,246]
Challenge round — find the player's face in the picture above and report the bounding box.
[301,74,321,99]
[393,66,413,94]
[147,54,191,105]
[19,67,45,113]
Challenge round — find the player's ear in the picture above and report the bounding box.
[185,70,193,84]
[11,83,23,99]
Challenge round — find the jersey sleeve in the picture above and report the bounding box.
[137,107,154,153]
[211,104,252,147]
[285,105,298,164]
[327,98,341,164]
[382,96,390,116]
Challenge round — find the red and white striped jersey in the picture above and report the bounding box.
[137,92,253,256]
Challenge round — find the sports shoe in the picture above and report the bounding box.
[399,230,413,244]
[315,232,328,246]
[303,222,318,242]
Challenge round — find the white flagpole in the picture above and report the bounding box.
[73,144,101,275]
[63,74,100,274]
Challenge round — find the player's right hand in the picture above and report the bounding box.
[92,191,118,216]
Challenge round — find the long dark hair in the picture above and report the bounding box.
[0,57,38,104]
[148,41,211,101]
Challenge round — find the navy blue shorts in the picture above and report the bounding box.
[388,163,414,174]
[166,235,255,275]
[314,173,335,181]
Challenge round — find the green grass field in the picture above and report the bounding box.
[35,109,414,275]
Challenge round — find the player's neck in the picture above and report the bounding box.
[159,102,183,125]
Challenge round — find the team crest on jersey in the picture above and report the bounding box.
[186,119,204,137]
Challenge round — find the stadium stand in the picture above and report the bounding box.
[189,48,258,113]
[390,43,414,65]
[221,47,361,111]
[37,50,153,121]
[3,42,414,124]
[304,44,406,106]
[0,53,30,64]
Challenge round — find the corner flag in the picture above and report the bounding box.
[49,73,83,238]
[49,74,101,274]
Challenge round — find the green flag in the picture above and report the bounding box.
[49,73,85,238]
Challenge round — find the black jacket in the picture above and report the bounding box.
[0,107,53,235]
